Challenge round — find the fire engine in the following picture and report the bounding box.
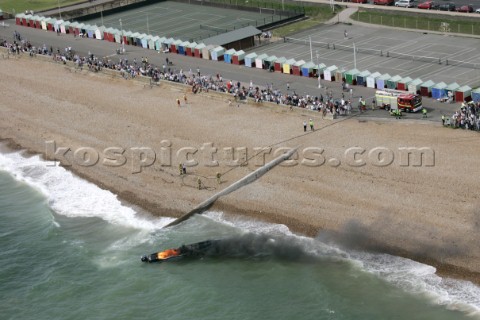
[375,89,423,112]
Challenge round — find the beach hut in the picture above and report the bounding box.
[366,72,381,88]
[407,78,423,94]
[292,60,306,76]
[223,48,236,64]
[420,80,435,97]
[140,34,150,48]
[244,52,257,68]
[301,62,315,77]
[85,25,96,38]
[254,53,268,69]
[471,88,480,102]
[274,57,286,72]
[22,13,29,26]
[148,36,159,50]
[32,15,42,29]
[211,46,225,61]
[431,82,448,100]
[397,77,412,91]
[313,63,326,79]
[122,31,133,45]
[170,39,182,53]
[186,42,197,56]
[53,19,63,33]
[232,50,245,65]
[264,55,277,71]
[283,58,296,74]
[386,75,402,89]
[345,68,360,85]
[49,19,58,32]
[376,74,391,89]
[155,37,167,51]
[194,43,205,58]
[15,13,25,26]
[323,65,338,82]
[103,27,113,42]
[114,30,122,44]
[61,21,70,34]
[40,18,48,31]
[446,82,460,101]
[68,21,77,34]
[162,38,174,51]
[356,70,371,86]
[455,85,472,102]
[178,41,190,55]
[335,68,346,83]
[25,14,33,27]
[95,26,105,40]
[129,32,140,46]
[202,44,215,60]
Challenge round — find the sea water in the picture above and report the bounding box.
[1,150,479,320]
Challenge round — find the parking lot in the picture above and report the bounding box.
[253,23,480,87]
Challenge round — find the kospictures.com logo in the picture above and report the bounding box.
[45,140,435,173]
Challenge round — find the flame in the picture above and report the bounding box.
[157,249,180,260]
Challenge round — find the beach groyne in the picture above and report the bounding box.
[164,146,299,228]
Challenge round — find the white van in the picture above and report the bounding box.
[395,0,415,7]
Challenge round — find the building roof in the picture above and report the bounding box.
[201,26,261,46]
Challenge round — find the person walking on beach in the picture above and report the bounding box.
[176,98,181,107]
[309,118,314,131]
[303,120,307,132]
[422,108,428,118]
[287,82,290,91]
[344,30,348,39]
[184,93,188,105]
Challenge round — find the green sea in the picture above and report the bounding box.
[1,149,479,320]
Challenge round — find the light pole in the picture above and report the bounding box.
[119,18,124,54]
[58,0,62,20]
[353,42,356,69]
[316,50,321,88]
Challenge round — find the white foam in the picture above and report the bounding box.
[349,251,480,317]
[202,211,480,317]
[0,150,174,230]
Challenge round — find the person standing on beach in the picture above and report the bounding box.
[303,120,307,132]
[176,98,181,107]
[184,94,188,105]
[309,119,314,131]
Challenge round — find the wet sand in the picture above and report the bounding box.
[1,55,479,283]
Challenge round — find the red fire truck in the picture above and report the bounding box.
[375,89,423,112]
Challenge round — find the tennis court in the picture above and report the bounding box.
[82,1,285,42]
[253,23,480,87]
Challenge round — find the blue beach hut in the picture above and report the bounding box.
[244,53,257,67]
[431,82,448,100]
[356,70,371,86]
[301,62,315,77]
[376,74,391,89]
[471,88,480,102]
[224,49,236,64]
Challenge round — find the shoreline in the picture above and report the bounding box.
[1,56,479,286]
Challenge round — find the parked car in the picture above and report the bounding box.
[438,3,456,11]
[395,0,415,7]
[476,8,480,13]
[350,0,369,3]
[456,5,474,12]
[374,0,394,5]
[417,1,439,9]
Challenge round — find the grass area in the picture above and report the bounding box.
[352,11,480,36]
[1,0,86,14]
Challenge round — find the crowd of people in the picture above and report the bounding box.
[445,102,480,131]
[2,32,480,130]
